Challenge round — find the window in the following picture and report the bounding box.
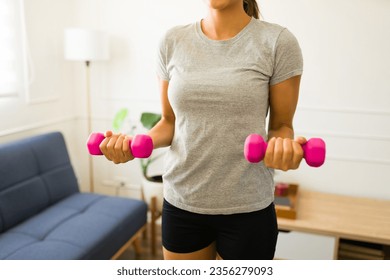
[0,0,26,97]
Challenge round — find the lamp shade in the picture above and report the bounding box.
[64,28,109,61]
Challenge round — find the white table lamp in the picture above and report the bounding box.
[64,28,109,62]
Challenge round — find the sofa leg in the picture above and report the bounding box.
[111,226,146,260]
[133,236,142,257]
[143,225,148,240]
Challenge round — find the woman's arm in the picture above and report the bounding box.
[148,78,175,148]
[265,75,305,171]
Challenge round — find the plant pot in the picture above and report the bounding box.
[141,175,163,213]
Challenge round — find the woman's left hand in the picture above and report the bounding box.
[264,137,306,171]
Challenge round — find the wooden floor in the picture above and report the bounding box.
[117,222,164,260]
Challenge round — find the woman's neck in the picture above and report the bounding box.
[201,5,251,41]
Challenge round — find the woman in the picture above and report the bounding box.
[100,0,305,260]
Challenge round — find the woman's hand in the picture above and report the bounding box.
[264,137,306,171]
[99,130,134,164]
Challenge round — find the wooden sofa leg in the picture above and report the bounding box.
[142,226,148,240]
[133,236,142,257]
[111,226,146,260]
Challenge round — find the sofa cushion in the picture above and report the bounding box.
[0,177,50,231]
[0,193,147,259]
[0,132,79,233]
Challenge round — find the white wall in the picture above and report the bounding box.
[1,0,389,200]
[0,0,77,133]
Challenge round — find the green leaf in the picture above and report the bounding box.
[140,112,161,130]
[112,108,129,132]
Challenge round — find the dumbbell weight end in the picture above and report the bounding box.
[131,134,153,158]
[87,133,105,155]
[244,134,268,163]
[301,138,326,168]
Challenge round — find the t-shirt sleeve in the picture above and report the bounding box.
[156,33,170,81]
[270,28,303,86]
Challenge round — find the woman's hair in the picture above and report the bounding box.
[243,0,260,19]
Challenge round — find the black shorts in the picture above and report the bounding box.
[162,199,278,260]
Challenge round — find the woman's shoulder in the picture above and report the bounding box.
[250,18,299,45]
[251,18,286,35]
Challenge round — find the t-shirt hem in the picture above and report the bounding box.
[270,69,303,86]
[156,71,170,81]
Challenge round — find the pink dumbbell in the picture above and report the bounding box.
[87,132,153,158]
[244,134,326,167]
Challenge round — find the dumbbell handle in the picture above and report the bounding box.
[87,132,153,158]
[244,134,326,167]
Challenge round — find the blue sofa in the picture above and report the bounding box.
[0,132,147,259]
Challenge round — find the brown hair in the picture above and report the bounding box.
[243,0,260,19]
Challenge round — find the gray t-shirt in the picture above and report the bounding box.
[156,17,303,215]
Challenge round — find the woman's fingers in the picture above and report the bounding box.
[264,137,275,167]
[291,141,304,169]
[99,132,134,164]
[107,134,120,161]
[104,130,113,138]
[121,136,134,163]
[282,138,294,170]
[294,136,307,145]
[264,137,304,171]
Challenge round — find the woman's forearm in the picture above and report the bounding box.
[148,117,175,149]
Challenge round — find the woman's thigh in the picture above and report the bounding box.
[215,203,278,260]
[163,242,216,260]
[161,199,217,259]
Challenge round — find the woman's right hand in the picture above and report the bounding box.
[99,130,135,164]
